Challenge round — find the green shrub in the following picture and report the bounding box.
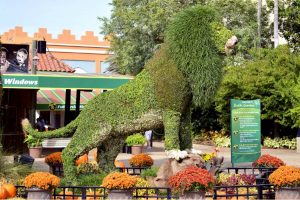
[140,166,159,179]
[193,129,228,146]
[263,137,296,149]
[61,172,107,187]
[213,135,231,148]
[125,133,146,146]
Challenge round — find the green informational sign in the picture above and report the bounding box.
[230,99,261,164]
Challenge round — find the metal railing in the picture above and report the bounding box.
[223,167,277,185]
[116,166,150,175]
[16,183,275,199]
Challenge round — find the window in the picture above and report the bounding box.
[63,60,96,73]
[100,61,112,75]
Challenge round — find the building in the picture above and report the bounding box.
[0,27,132,152]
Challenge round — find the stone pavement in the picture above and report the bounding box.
[32,141,300,172]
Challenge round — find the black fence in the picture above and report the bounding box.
[16,184,275,199]
[212,184,275,199]
[116,166,149,175]
[223,167,277,185]
[50,165,64,177]
[224,167,277,175]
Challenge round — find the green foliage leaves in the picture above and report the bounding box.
[100,0,187,75]
[163,110,181,150]
[279,0,300,51]
[146,45,190,112]
[140,166,159,179]
[125,133,146,146]
[166,6,223,107]
[263,137,296,149]
[24,134,43,148]
[215,45,300,129]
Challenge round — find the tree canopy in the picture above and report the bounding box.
[279,0,300,51]
[215,45,300,130]
[99,0,269,74]
[99,0,192,75]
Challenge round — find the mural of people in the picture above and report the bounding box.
[1,44,29,74]
[0,47,10,73]
[7,48,29,73]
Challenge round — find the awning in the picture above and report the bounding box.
[1,74,132,90]
[37,89,100,111]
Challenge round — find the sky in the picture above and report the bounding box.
[0,0,112,39]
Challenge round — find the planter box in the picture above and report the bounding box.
[131,145,143,155]
[29,147,42,158]
[276,187,300,200]
[27,188,52,200]
[108,189,133,200]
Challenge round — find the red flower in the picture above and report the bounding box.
[168,166,215,194]
[252,154,285,168]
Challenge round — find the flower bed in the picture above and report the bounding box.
[252,154,285,168]
[168,166,215,194]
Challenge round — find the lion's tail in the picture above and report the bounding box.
[21,117,78,139]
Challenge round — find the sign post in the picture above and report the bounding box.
[230,99,261,165]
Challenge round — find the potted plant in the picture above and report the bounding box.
[252,154,285,168]
[269,166,300,199]
[168,166,215,199]
[252,154,285,178]
[45,152,63,176]
[102,172,137,199]
[129,153,153,168]
[24,171,60,200]
[125,133,146,155]
[24,134,43,158]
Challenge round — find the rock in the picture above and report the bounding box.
[152,153,205,187]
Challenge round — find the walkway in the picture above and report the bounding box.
[32,141,300,172]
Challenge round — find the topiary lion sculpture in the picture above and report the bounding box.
[22,6,236,183]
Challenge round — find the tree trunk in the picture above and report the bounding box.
[257,0,262,48]
[274,0,279,48]
[273,122,280,138]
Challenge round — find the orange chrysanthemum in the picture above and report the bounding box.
[269,166,300,188]
[45,152,63,166]
[252,154,285,168]
[168,166,215,194]
[102,172,137,190]
[129,153,153,167]
[24,172,60,190]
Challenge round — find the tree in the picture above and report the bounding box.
[99,0,193,75]
[257,0,262,48]
[215,46,300,135]
[274,0,279,48]
[100,0,270,74]
[207,0,272,53]
[279,0,300,51]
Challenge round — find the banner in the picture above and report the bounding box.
[0,44,29,74]
[230,99,261,164]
